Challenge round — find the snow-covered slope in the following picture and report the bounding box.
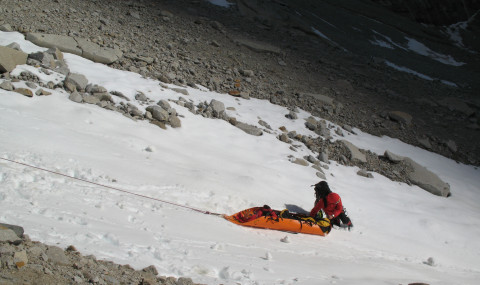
[1,32,479,285]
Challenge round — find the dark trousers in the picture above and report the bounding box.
[331,209,351,226]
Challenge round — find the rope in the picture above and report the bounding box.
[0,157,222,216]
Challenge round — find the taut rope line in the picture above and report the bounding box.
[0,157,222,216]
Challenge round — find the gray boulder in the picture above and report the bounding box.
[291,158,309,166]
[418,137,432,149]
[0,225,22,244]
[258,120,272,130]
[405,158,451,197]
[0,80,14,91]
[65,73,88,92]
[305,116,318,131]
[209,99,225,118]
[46,47,64,61]
[388,111,412,125]
[438,97,475,116]
[316,172,327,180]
[383,151,451,197]
[235,122,263,136]
[234,38,282,55]
[169,115,182,128]
[82,94,101,105]
[357,169,373,178]
[146,105,169,122]
[75,38,122,64]
[6,42,22,51]
[46,246,70,266]
[26,33,82,55]
[0,24,13,32]
[68,91,83,103]
[25,33,122,64]
[384,150,404,163]
[157,100,171,111]
[446,140,457,153]
[303,93,334,106]
[340,140,367,163]
[171,88,189,96]
[318,151,329,163]
[0,223,24,238]
[0,46,28,73]
[13,250,28,268]
[28,51,55,68]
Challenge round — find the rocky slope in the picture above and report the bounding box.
[0,0,477,284]
[0,223,203,285]
[1,0,479,166]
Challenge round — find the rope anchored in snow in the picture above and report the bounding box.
[0,157,223,216]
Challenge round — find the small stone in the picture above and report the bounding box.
[318,152,329,163]
[14,251,28,268]
[145,146,155,152]
[26,82,37,89]
[384,150,404,163]
[135,92,148,101]
[388,111,412,125]
[418,137,432,149]
[292,158,309,166]
[36,88,52,96]
[446,140,457,153]
[169,115,182,128]
[286,110,298,120]
[279,133,290,143]
[316,172,326,179]
[357,169,373,178]
[335,127,344,136]
[46,245,70,266]
[0,80,14,91]
[343,125,355,134]
[228,90,241,97]
[423,257,435,266]
[240,70,254,77]
[83,94,100,104]
[171,87,189,96]
[0,24,13,32]
[341,140,367,163]
[65,73,88,92]
[280,236,290,243]
[66,245,78,252]
[142,265,159,275]
[14,88,34,97]
[69,91,83,103]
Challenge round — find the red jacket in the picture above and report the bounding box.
[309,192,343,218]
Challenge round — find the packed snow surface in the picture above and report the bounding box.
[1,31,479,285]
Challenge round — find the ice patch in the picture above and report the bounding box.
[384,61,458,87]
[311,27,330,41]
[370,39,395,49]
[445,10,479,50]
[406,37,465,66]
[207,0,233,8]
[371,30,407,51]
[370,30,465,66]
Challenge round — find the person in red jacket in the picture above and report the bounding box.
[310,181,353,230]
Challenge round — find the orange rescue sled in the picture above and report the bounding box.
[224,206,331,236]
